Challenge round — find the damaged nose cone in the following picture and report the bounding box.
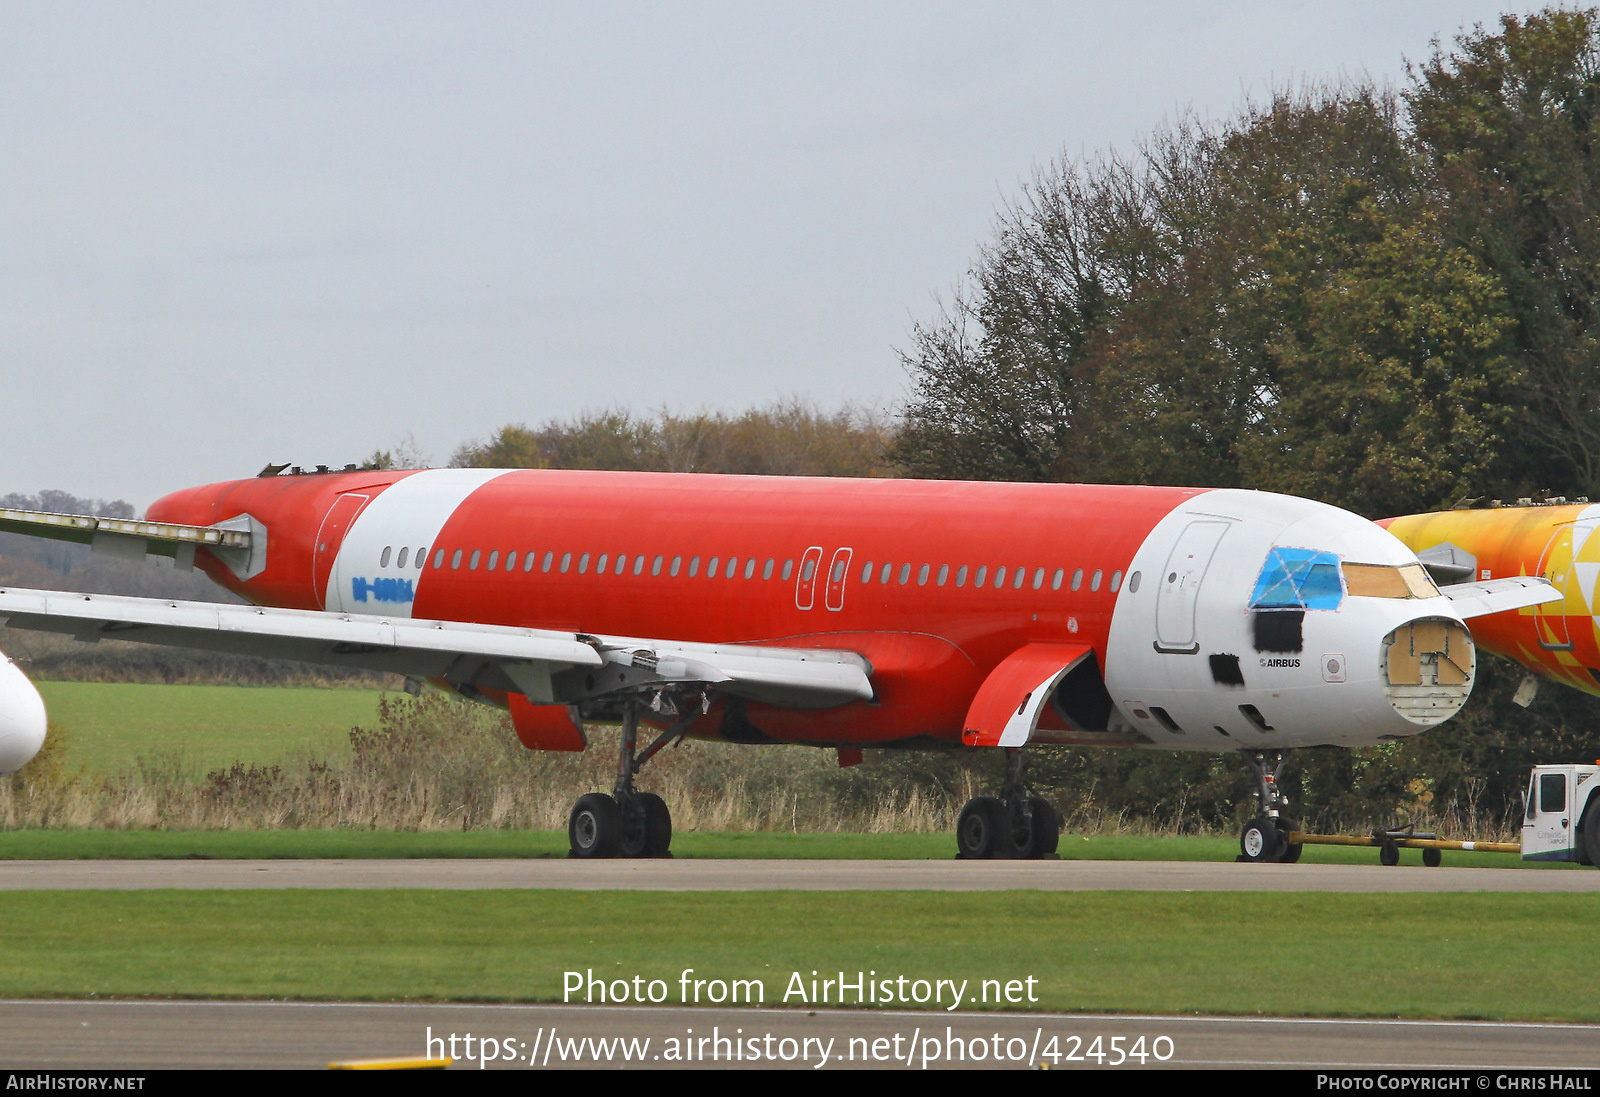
[1383,618,1475,726]
[0,653,47,774]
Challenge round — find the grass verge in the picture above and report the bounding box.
[0,828,1564,867]
[0,890,1591,1021]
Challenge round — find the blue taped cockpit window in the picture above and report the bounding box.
[1250,548,1344,611]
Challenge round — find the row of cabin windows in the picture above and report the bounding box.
[374,544,1124,594]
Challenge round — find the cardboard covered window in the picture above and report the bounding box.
[1346,562,1438,600]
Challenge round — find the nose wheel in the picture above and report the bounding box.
[1237,752,1303,864]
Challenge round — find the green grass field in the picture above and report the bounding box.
[0,890,1591,1020]
[35,681,387,776]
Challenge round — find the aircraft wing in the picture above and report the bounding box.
[0,587,873,710]
[1437,577,1561,619]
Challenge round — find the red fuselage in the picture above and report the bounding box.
[149,469,1201,746]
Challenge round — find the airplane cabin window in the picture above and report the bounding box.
[451,549,463,570]
[615,554,626,576]
[879,562,892,584]
[1051,568,1063,590]
[1090,569,1103,591]
[802,558,816,582]
[525,552,537,573]
[833,560,847,582]
[763,558,774,580]
[470,550,482,571]
[671,556,682,576]
[504,551,516,571]
[543,551,555,572]
[560,552,571,574]
[689,556,700,577]
[861,562,874,583]
[782,559,793,580]
[898,563,910,585]
[578,553,590,575]
[634,555,645,576]
[397,547,410,569]
[486,551,498,571]
[1013,568,1026,589]
[380,547,392,568]
[1071,568,1083,591]
[1032,568,1044,590]
[652,555,663,576]
[707,557,719,578]
[937,564,949,587]
[434,549,446,569]
[415,548,426,570]
[597,553,609,574]
[994,567,1007,589]
[956,565,968,587]
[918,564,930,586]
[1110,570,1123,592]
[974,565,987,587]
[744,558,755,579]
[1128,570,1141,592]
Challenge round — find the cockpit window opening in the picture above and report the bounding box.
[1345,562,1439,600]
[1250,547,1345,611]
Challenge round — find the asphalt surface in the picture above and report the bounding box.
[0,857,1596,890]
[0,1000,1594,1070]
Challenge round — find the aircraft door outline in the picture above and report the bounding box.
[1154,520,1231,654]
[1535,524,1575,651]
[313,493,370,610]
[795,546,824,611]
[824,547,853,611]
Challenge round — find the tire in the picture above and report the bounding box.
[1423,847,1442,868]
[1275,818,1303,864]
[1379,840,1400,867]
[1582,803,1600,869]
[1240,817,1285,863]
[956,796,1006,859]
[568,793,622,859]
[640,792,673,859]
[1028,796,1061,857]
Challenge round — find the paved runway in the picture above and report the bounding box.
[0,1000,1594,1070]
[0,858,1596,890]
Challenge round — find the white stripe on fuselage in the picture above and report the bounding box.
[326,469,513,617]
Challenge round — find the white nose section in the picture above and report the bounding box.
[0,653,47,774]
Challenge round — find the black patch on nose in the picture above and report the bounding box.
[1253,610,1304,653]
[1209,654,1245,686]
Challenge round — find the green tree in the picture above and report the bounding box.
[1410,8,1600,497]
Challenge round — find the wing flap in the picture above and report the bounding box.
[1439,577,1561,619]
[0,587,875,712]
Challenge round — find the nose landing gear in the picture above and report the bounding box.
[567,700,688,859]
[1237,751,1303,864]
[955,748,1061,859]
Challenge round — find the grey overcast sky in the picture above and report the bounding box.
[0,1,1556,509]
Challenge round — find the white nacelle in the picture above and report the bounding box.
[1105,489,1476,750]
[0,650,47,773]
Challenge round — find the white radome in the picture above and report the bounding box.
[0,652,47,774]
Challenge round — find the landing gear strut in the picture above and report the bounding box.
[1238,751,1303,864]
[567,701,686,859]
[955,748,1060,860]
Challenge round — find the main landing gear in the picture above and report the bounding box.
[567,701,687,859]
[955,748,1061,859]
[1237,751,1304,864]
